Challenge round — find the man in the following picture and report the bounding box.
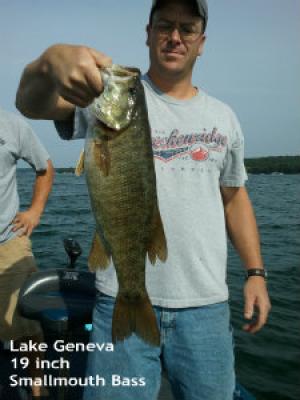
[15,1,271,399]
[0,107,54,398]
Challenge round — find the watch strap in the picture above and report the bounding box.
[246,268,267,280]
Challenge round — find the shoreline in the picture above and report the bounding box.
[17,155,300,174]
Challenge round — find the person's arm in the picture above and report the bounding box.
[16,44,112,120]
[12,160,55,237]
[221,186,271,334]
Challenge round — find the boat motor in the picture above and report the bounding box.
[17,238,96,400]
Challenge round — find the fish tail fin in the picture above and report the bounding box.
[134,294,160,346]
[112,293,160,347]
[148,207,168,265]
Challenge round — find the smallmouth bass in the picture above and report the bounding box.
[77,65,167,346]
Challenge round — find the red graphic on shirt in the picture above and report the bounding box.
[191,147,209,161]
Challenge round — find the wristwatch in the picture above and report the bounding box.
[245,268,268,280]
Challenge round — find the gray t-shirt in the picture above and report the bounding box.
[56,75,247,308]
[0,108,50,243]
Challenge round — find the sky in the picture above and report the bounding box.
[0,0,299,167]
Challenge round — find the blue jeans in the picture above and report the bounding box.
[83,292,235,400]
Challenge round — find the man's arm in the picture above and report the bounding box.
[12,160,55,237]
[16,44,112,120]
[221,186,271,333]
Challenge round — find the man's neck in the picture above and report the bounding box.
[147,69,197,100]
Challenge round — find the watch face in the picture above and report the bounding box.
[247,269,267,279]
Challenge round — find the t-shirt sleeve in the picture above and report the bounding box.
[220,111,248,187]
[54,107,88,140]
[18,119,50,172]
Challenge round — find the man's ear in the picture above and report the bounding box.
[146,24,150,47]
[197,34,206,56]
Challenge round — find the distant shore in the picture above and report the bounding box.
[53,155,300,174]
[244,156,300,174]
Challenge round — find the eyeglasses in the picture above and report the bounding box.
[152,20,202,42]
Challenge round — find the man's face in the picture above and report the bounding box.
[147,1,206,78]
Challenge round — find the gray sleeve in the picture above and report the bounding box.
[220,111,248,187]
[18,120,50,172]
[54,107,88,140]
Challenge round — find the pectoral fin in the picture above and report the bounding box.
[88,231,111,271]
[147,207,168,265]
[93,136,110,177]
[75,149,85,176]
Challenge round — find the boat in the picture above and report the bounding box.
[0,239,255,400]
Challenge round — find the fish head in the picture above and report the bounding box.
[90,65,141,133]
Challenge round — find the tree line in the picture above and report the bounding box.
[55,156,300,174]
[245,156,300,174]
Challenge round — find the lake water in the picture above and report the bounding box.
[17,169,300,400]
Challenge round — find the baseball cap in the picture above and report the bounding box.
[150,0,208,31]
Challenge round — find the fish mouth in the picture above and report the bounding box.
[101,65,140,80]
[90,64,141,131]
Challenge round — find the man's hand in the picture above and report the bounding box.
[12,209,41,237]
[12,161,54,237]
[41,44,112,108]
[243,277,271,333]
[221,187,271,333]
[16,44,112,119]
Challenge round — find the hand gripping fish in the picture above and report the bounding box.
[76,65,167,346]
